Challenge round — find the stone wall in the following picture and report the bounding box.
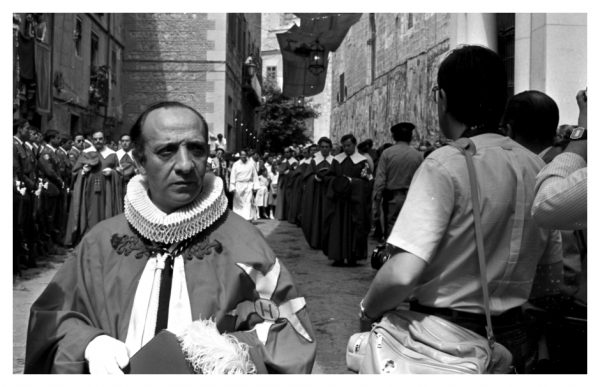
[122,13,221,135]
[330,13,450,147]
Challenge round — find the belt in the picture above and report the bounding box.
[409,301,524,326]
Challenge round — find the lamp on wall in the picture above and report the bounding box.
[244,56,257,78]
[308,40,325,75]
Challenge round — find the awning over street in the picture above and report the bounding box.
[277,13,361,97]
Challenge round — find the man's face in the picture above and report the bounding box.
[121,135,132,151]
[267,156,274,164]
[50,136,61,148]
[216,149,223,158]
[74,135,84,150]
[92,132,105,151]
[284,149,291,159]
[319,142,331,157]
[141,107,208,214]
[252,153,259,161]
[63,140,73,151]
[18,123,30,141]
[342,139,356,156]
[240,151,248,162]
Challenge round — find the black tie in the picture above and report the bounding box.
[154,254,174,334]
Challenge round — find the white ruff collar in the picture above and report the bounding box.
[124,173,228,244]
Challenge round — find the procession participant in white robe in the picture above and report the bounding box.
[229,150,259,220]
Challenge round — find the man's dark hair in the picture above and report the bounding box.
[391,122,415,143]
[501,90,559,149]
[340,134,357,145]
[357,141,370,153]
[13,118,28,135]
[43,129,60,143]
[317,136,333,147]
[437,45,507,133]
[130,101,209,163]
[58,134,70,146]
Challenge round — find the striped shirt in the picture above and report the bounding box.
[532,152,587,230]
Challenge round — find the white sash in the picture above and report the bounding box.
[125,253,193,356]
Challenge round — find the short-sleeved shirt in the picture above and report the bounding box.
[388,134,563,315]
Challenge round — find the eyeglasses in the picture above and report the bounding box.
[431,85,440,103]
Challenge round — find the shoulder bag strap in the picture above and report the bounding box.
[450,138,496,347]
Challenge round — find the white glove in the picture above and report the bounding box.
[18,187,26,196]
[84,335,130,375]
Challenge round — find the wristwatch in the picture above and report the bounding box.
[570,127,587,141]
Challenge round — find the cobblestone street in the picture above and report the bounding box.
[13,218,377,374]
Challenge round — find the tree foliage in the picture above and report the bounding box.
[258,82,319,153]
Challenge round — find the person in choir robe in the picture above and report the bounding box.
[301,138,333,249]
[323,134,373,266]
[116,133,139,194]
[287,146,311,225]
[229,150,259,221]
[64,130,123,246]
[274,147,298,220]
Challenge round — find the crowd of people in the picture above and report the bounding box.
[16,44,586,374]
[13,124,139,274]
[207,128,446,268]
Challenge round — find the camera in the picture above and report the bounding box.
[370,243,391,270]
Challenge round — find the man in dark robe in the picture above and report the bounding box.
[25,101,316,374]
[323,134,373,266]
[301,138,333,249]
[274,147,298,220]
[64,130,122,247]
[287,146,311,225]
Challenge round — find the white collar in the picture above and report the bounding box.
[299,158,311,165]
[13,136,23,146]
[85,146,116,158]
[334,151,367,164]
[287,157,298,165]
[25,142,33,150]
[46,144,56,152]
[59,147,68,155]
[313,152,333,165]
[117,148,133,158]
[124,173,228,244]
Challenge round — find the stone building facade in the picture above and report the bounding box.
[330,13,587,147]
[261,13,332,141]
[13,13,125,140]
[330,13,448,146]
[122,13,262,151]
